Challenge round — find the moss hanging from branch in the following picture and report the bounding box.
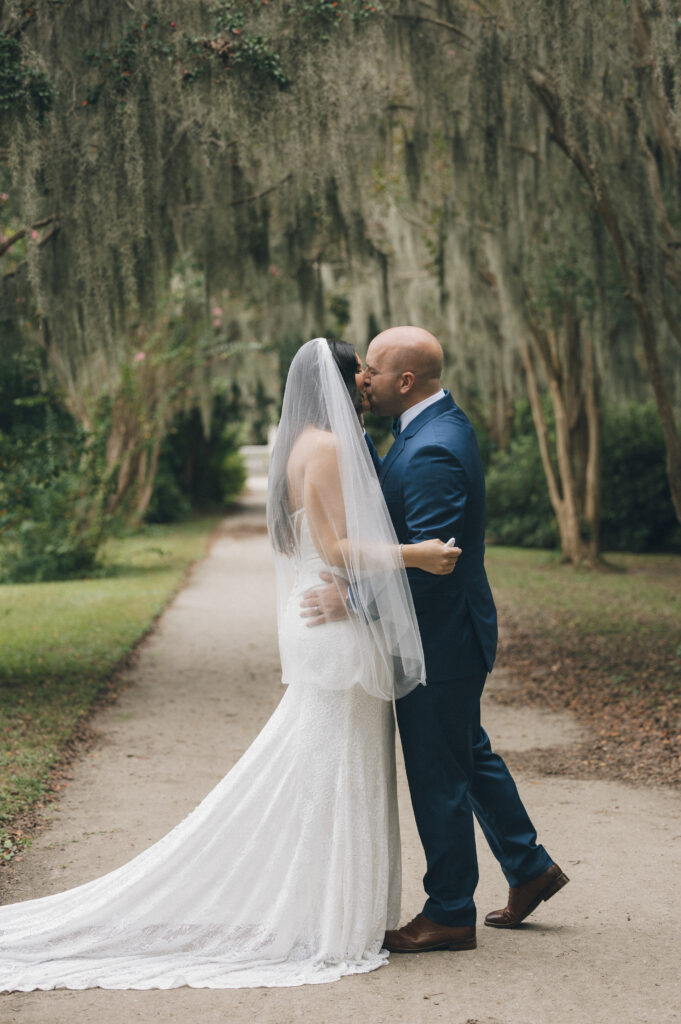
[2,0,681,550]
[0,0,393,399]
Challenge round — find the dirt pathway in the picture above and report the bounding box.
[3,494,680,1024]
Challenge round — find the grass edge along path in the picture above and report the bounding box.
[487,546,681,788]
[0,517,221,866]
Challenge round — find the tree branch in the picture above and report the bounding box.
[391,12,474,44]
[230,173,292,207]
[1,225,60,279]
[508,141,541,160]
[0,215,60,258]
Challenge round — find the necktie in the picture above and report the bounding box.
[391,417,401,439]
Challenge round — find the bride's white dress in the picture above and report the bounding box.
[0,513,401,991]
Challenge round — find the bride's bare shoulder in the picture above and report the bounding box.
[291,427,337,458]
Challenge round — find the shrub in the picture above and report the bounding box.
[485,426,558,549]
[485,400,679,552]
[221,443,248,505]
[0,420,111,582]
[0,347,114,582]
[146,397,247,523]
[144,461,192,524]
[600,402,680,552]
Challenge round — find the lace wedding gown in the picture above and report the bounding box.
[0,512,401,991]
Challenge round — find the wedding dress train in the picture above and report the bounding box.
[0,513,401,990]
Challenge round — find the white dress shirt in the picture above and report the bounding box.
[397,389,446,433]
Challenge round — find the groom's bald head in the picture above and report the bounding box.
[365,326,444,417]
[369,326,443,380]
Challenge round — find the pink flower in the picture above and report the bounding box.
[212,318,222,329]
[268,264,281,278]
[0,193,8,201]
[134,351,146,362]
[31,229,39,240]
[211,306,223,316]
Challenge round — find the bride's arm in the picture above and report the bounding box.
[303,434,458,575]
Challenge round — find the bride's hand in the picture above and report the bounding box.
[408,539,461,575]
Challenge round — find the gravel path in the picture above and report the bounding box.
[3,494,680,1024]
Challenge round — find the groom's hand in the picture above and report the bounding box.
[300,572,349,627]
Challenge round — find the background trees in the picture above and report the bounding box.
[1,0,679,575]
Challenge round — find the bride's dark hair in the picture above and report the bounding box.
[269,337,363,553]
[325,337,363,416]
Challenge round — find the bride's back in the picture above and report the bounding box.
[285,426,335,514]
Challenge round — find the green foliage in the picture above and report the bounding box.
[600,403,681,553]
[0,346,115,583]
[300,0,387,33]
[146,395,247,523]
[0,33,53,118]
[0,427,102,583]
[485,412,559,550]
[221,443,248,505]
[209,2,289,87]
[486,401,680,553]
[0,410,114,584]
[83,5,289,106]
[327,293,350,332]
[144,461,192,524]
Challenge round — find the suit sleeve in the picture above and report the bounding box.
[403,443,468,606]
[364,432,383,478]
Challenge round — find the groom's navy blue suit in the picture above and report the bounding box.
[367,391,552,926]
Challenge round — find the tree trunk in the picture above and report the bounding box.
[583,330,602,563]
[520,340,584,563]
[526,64,681,531]
[523,311,602,565]
[129,440,162,527]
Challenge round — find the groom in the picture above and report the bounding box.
[302,325,568,952]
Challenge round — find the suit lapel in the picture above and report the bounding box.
[379,433,407,481]
[379,391,456,484]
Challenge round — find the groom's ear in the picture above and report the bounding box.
[398,371,416,394]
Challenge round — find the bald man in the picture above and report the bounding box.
[304,326,567,952]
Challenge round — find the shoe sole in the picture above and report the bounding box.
[386,939,477,953]
[484,871,570,929]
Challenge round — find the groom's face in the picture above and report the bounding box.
[364,341,404,417]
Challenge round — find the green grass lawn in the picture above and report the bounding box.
[486,547,681,643]
[0,518,220,861]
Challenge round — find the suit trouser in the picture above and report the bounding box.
[395,672,553,927]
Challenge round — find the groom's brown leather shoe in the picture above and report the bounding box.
[484,863,569,928]
[383,914,476,953]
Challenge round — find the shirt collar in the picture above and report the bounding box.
[399,389,446,433]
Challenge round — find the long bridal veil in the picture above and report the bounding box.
[0,336,423,992]
[267,337,425,701]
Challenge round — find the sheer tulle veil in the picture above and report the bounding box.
[0,335,410,993]
[266,337,425,701]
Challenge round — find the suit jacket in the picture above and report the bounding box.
[367,392,497,682]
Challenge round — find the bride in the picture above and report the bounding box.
[0,337,457,991]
